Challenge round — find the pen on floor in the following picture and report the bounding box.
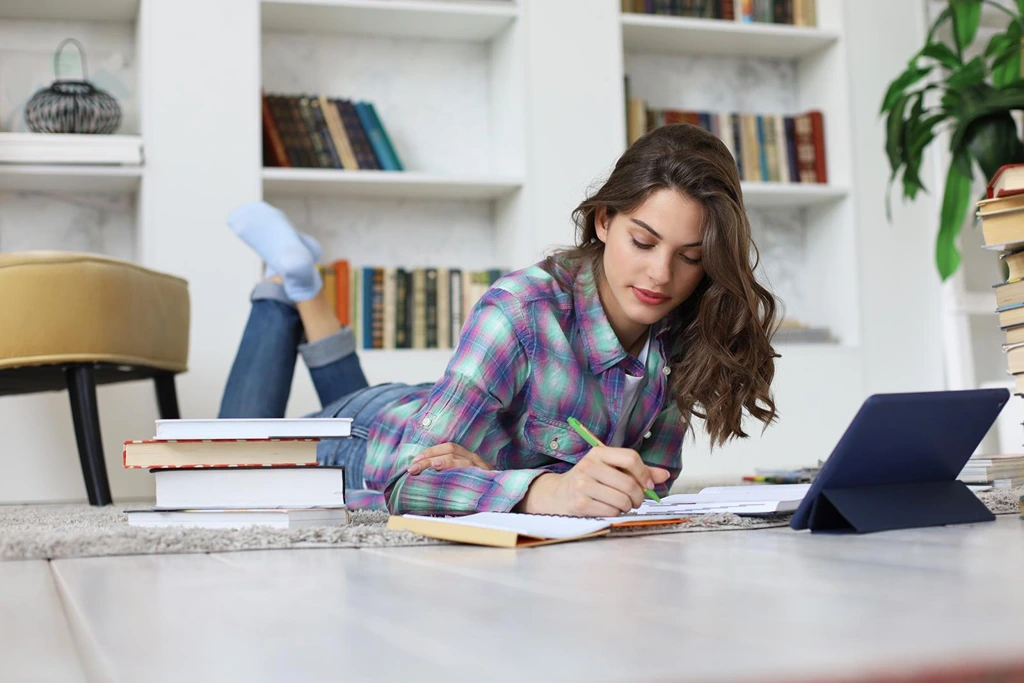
[566,416,662,503]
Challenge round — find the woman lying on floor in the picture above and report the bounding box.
[219,123,780,517]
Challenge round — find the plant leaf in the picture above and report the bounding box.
[936,149,973,280]
[946,55,987,89]
[880,65,931,114]
[886,94,910,177]
[921,41,962,70]
[950,0,983,52]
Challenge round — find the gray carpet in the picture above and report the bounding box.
[1,487,1018,561]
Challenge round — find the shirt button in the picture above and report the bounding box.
[549,438,559,450]
[662,366,671,375]
[644,431,652,439]
[421,417,432,428]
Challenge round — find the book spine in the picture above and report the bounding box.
[383,267,397,350]
[297,96,331,168]
[731,113,743,180]
[309,97,341,168]
[437,266,451,350]
[412,268,427,349]
[365,102,404,172]
[333,259,350,326]
[261,94,289,167]
[371,267,385,349]
[449,268,463,346]
[395,268,409,349]
[319,95,358,170]
[425,267,438,349]
[795,113,817,183]
[336,99,381,170]
[362,267,374,349]
[784,116,799,183]
[283,96,315,167]
[354,101,398,171]
[808,110,827,184]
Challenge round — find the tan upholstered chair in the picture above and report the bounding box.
[0,251,190,505]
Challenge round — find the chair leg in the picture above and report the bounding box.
[154,372,180,419]
[65,364,112,507]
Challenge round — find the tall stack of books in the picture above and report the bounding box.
[123,417,353,529]
[978,165,1024,407]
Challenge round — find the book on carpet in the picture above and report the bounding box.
[387,511,690,548]
[154,417,352,440]
[126,506,350,529]
[630,483,810,516]
[122,438,319,469]
[153,466,345,510]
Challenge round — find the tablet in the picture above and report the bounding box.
[789,388,1010,530]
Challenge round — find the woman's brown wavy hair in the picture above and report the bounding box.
[546,123,780,447]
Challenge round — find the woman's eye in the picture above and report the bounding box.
[680,254,702,265]
[630,238,654,250]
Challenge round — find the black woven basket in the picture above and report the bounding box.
[24,38,122,135]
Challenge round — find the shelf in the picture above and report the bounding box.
[0,165,142,193]
[262,168,522,200]
[740,182,847,208]
[620,13,838,59]
[0,0,138,22]
[261,0,518,41]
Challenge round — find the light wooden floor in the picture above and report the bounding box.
[3,516,1023,683]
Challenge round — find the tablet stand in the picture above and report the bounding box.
[805,480,996,533]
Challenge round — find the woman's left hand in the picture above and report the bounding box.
[407,442,494,475]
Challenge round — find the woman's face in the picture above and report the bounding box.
[595,188,706,349]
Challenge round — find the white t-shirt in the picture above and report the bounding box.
[608,330,651,448]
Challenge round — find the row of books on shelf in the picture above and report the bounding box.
[622,0,817,26]
[320,261,507,350]
[262,93,404,171]
[626,102,828,184]
[123,417,355,529]
[975,165,1024,393]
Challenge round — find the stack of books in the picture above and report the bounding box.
[958,453,1024,489]
[978,165,1024,402]
[123,417,353,529]
[0,132,143,165]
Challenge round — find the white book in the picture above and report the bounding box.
[126,507,350,529]
[155,417,352,441]
[0,133,143,165]
[632,483,811,516]
[154,466,346,510]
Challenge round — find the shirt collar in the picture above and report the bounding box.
[572,259,671,375]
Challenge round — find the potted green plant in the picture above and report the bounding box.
[881,0,1024,280]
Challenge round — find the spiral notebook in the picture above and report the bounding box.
[386,511,688,548]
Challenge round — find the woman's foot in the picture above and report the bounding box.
[228,201,323,302]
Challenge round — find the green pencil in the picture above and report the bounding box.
[567,416,662,503]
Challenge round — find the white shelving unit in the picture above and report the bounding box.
[261,0,518,39]
[0,0,949,500]
[620,13,838,58]
[0,165,142,193]
[262,168,522,200]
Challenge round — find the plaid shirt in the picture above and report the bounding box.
[361,259,687,515]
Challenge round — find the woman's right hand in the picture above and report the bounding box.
[515,447,671,517]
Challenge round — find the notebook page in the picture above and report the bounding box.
[403,512,609,539]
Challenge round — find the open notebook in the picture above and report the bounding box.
[388,484,811,548]
[386,512,689,548]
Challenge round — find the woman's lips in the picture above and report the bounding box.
[632,287,669,305]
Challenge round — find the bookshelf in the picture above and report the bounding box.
[0,165,142,193]
[620,12,838,58]
[262,168,522,200]
[0,0,949,501]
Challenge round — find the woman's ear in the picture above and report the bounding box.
[595,207,610,244]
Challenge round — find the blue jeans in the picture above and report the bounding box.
[218,282,423,492]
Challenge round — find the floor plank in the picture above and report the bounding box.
[0,560,87,683]
[43,515,1024,683]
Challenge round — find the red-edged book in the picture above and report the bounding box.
[122,438,319,470]
[987,163,1024,199]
